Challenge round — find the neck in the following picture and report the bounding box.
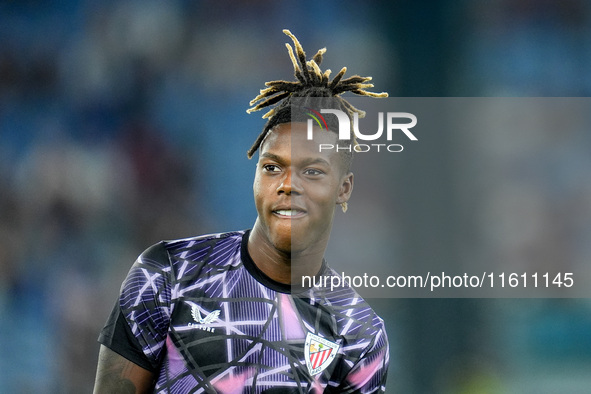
[247,220,327,286]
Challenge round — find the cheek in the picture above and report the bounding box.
[253,177,263,207]
[253,174,274,209]
[308,185,340,210]
[253,174,259,195]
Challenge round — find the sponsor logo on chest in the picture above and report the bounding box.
[189,304,221,333]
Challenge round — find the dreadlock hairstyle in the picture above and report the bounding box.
[246,29,388,166]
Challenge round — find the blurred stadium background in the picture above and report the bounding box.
[1,0,591,392]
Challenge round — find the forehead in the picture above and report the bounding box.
[260,122,341,164]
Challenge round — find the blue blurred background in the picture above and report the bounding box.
[1,0,591,392]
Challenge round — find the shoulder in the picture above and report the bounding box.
[161,230,245,256]
[137,230,246,267]
[125,230,246,287]
[144,230,247,283]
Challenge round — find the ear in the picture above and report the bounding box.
[336,172,354,204]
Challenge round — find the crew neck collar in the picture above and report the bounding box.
[240,230,327,294]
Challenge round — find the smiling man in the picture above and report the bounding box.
[249,121,354,286]
[94,30,389,393]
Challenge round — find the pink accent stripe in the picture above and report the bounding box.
[346,351,386,388]
[280,294,305,340]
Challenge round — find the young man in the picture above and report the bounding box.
[94,30,389,393]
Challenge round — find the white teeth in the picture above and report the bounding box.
[276,210,296,216]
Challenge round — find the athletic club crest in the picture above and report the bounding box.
[304,332,339,376]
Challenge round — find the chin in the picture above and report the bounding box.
[266,231,290,253]
[271,236,311,256]
[285,237,313,255]
[267,224,316,254]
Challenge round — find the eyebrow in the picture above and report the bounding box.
[260,152,332,168]
[259,153,288,166]
[260,152,283,162]
[300,157,331,167]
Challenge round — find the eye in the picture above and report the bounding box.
[263,164,281,173]
[303,168,324,176]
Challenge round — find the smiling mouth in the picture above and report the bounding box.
[273,209,306,218]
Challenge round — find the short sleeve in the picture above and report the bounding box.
[98,242,173,371]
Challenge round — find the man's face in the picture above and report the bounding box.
[253,122,353,254]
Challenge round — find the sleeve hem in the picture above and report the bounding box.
[97,306,158,373]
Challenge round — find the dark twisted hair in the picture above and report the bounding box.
[246,29,388,165]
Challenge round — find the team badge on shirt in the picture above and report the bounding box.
[304,332,339,376]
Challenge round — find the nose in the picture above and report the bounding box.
[277,169,301,195]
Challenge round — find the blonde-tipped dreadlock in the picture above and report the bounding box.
[246,29,388,159]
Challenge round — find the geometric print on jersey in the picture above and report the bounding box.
[105,231,389,393]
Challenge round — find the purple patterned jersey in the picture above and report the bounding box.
[99,230,389,393]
